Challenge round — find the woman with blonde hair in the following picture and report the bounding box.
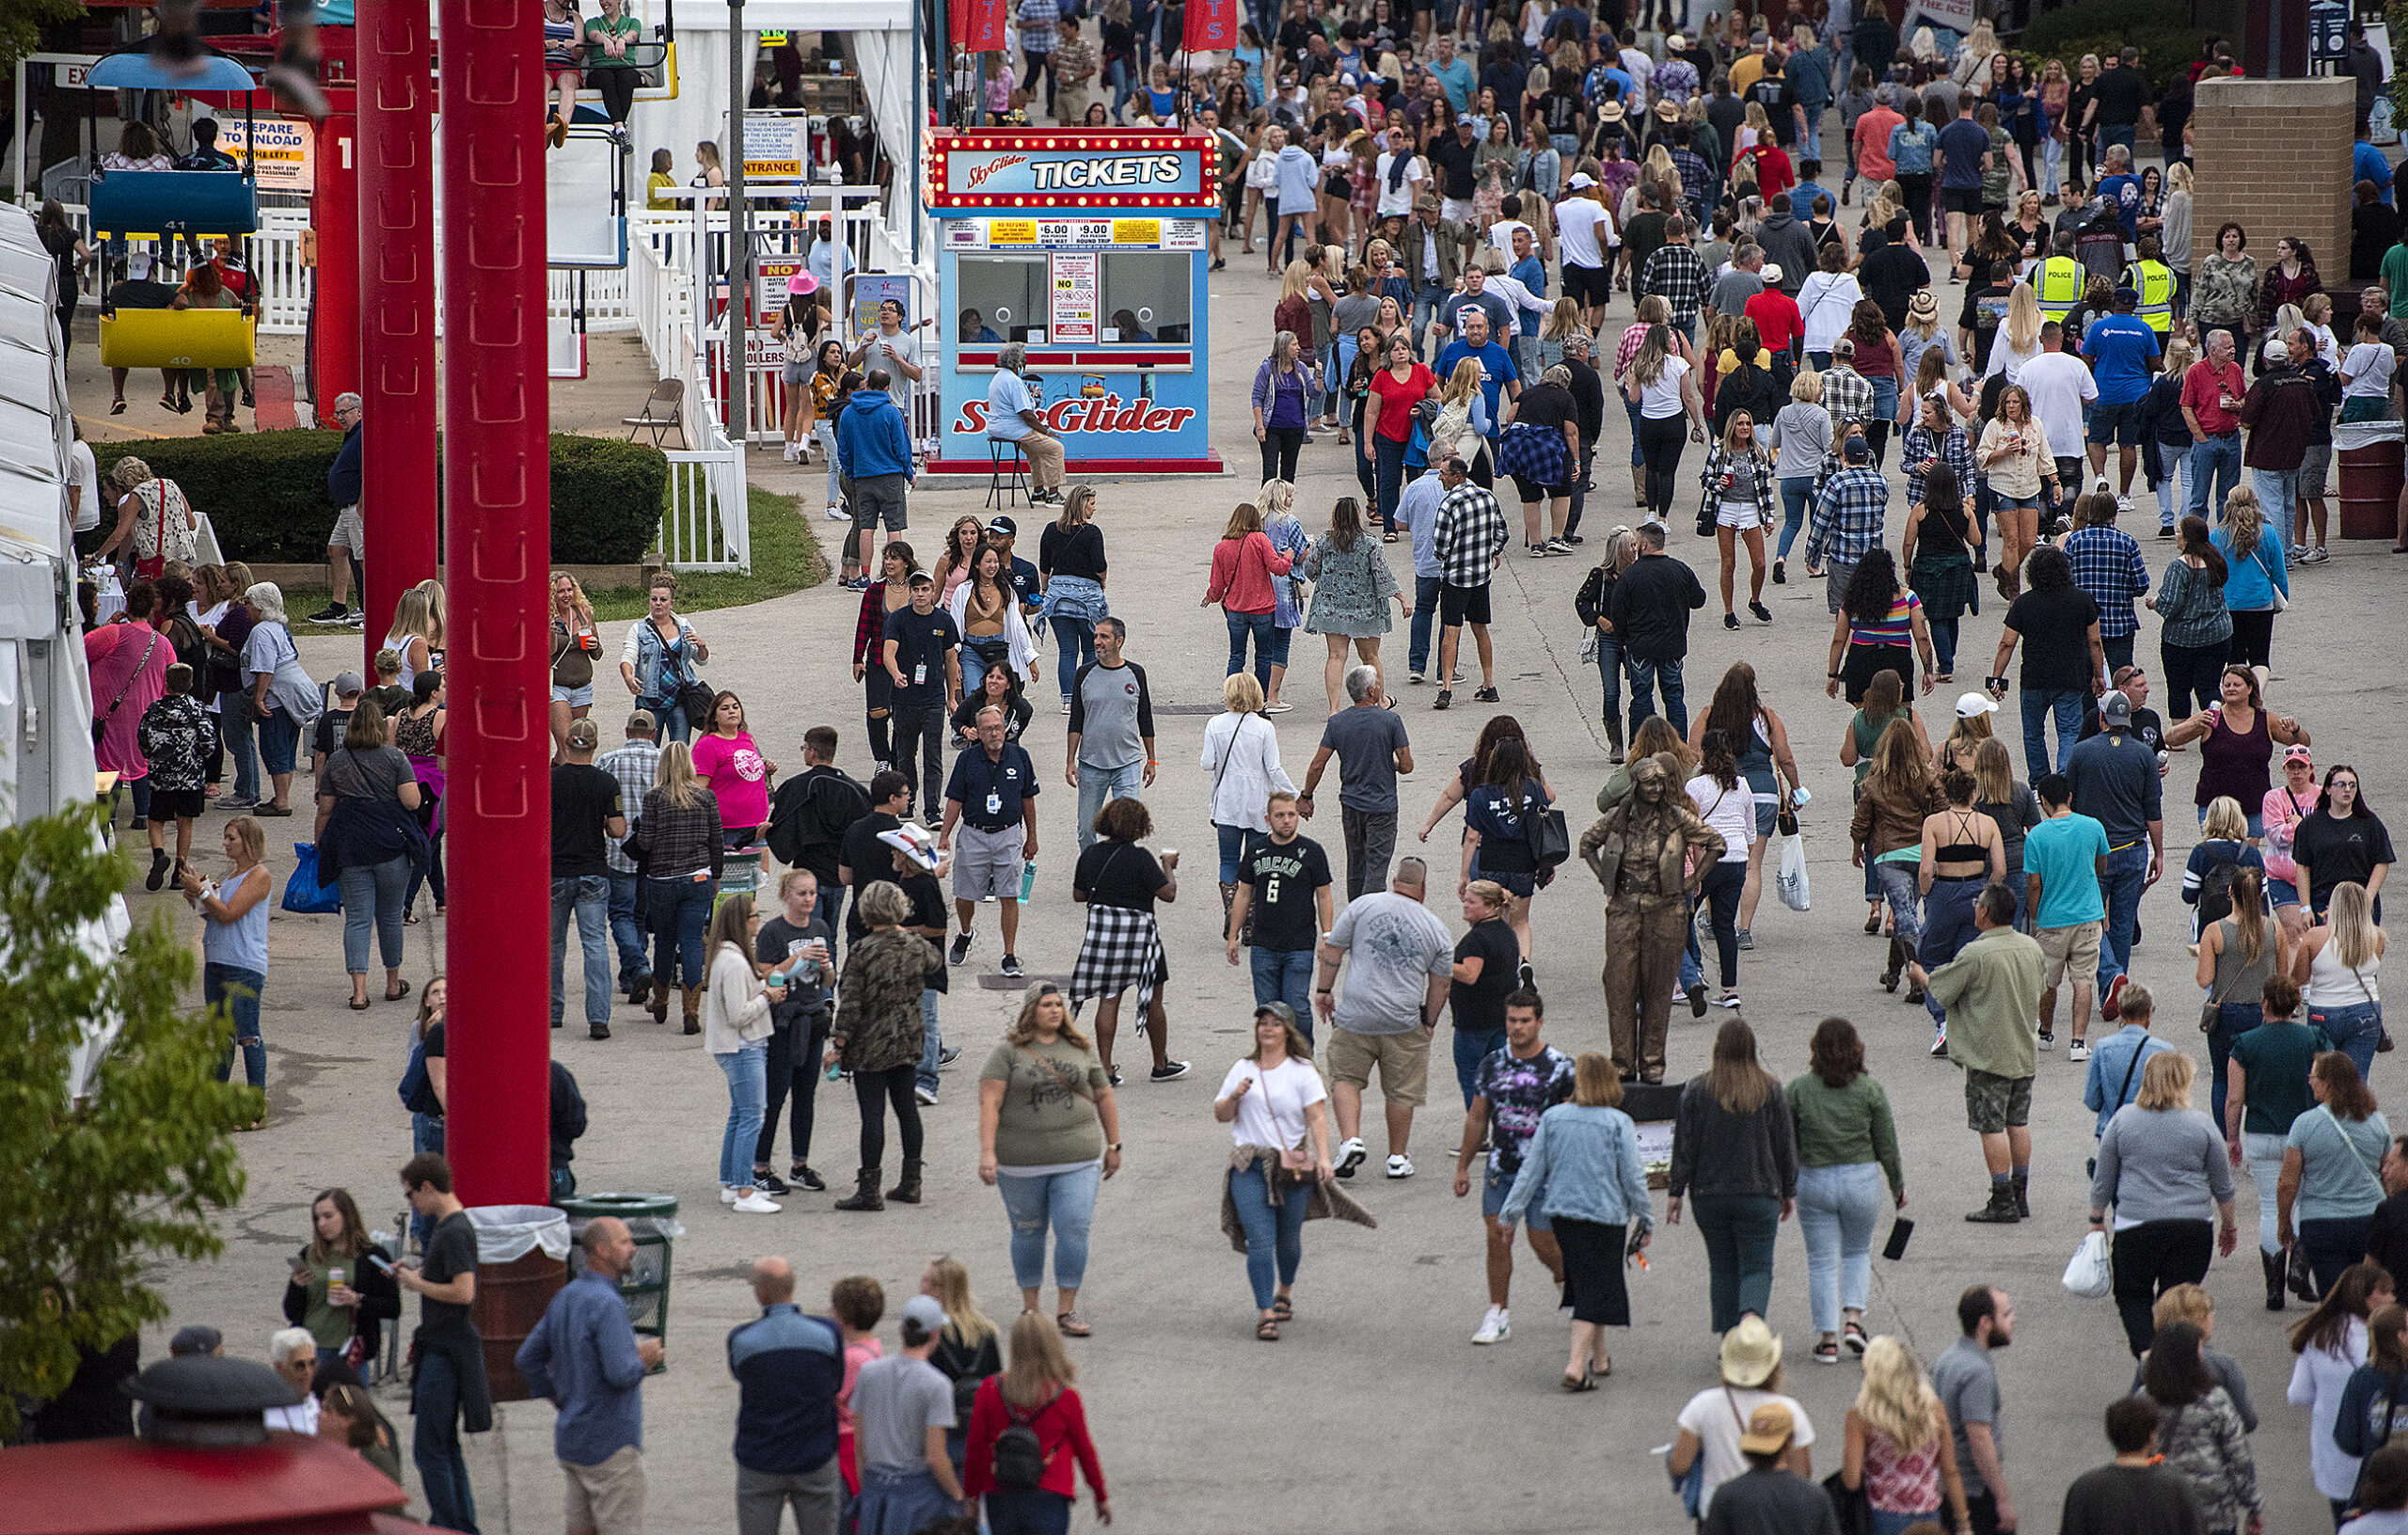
[979,981,1120,1334]
[962,1312,1111,1528]
[1214,1001,1344,1339]
[547,570,599,759]
[1537,296,1588,372]
[381,584,442,695]
[1200,670,1293,919]
[630,739,723,1028]
[1667,1020,1798,1335]
[1500,1052,1653,1389]
[1842,1336,1970,1533]
[1975,382,2056,597]
[2163,162,2196,317]
[1699,408,1777,627]
[703,894,785,1213]
[1626,324,1706,522]
[2091,1050,2237,1355]
[2209,483,2289,668]
[1434,356,1495,479]
[2293,875,2390,1076]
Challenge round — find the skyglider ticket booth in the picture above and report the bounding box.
[924,127,1224,477]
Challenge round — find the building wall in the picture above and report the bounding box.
[2189,77,2353,296]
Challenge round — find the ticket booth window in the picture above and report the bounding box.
[1100,252,1190,343]
[957,256,1047,342]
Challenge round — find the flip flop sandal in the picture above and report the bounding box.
[1255,1317,1281,1341]
[1271,1297,1293,1321]
[386,978,413,1003]
[349,998,372,1012]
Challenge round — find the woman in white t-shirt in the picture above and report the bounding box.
[2342,313,2398,424]
[1624,323,1706,524]
[1214,1006,1335,1341]
[1670,1316,1817,1518]
[1687,731,1759,1009]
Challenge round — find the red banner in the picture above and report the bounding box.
[954,0,1009,53]
[1183,0,1241,54]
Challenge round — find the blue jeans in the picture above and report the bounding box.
[1867,376,1899,465]
[1413,280,1448,342]
[1920,876,1985,1024]
[550,874,611,1026]
[337,853,410,975]
[412,1347,479,1534]
[1453,1024,1508,1108]
[716,1042,768,1187]
[222,708,259,801]
[411,1112,445,1247]
[2204,1002,2264,1128]
[1216,820,1250,883]
[995,1162,1101,1290]
[2188,435,2242,521]
[1624,395,1646,467]
[1690,1192,1782,1334]
[258,708,301,775]
[1251,947,1316,1037]
[1049,615,1095,704]
[1228,1160,1310,1308]
[1796,1162,1882,1335]
[986,1489,1073,1535]
[1375,435,1410,530]
[2095,842,2150,995]
[1874,862,1925,951]
[1107,55,1133,119]
[1075,759,1143,851]
[1624,653,1687,737]
[206,962,266,1088]
[1409,574,1442,674]
[1778,475,1814,561]
[918,989,943,1096]
[2251,466,2299,532]
[642,693,691,744]
[1873,1507,1942,1535]
[1594,631,1623,726]
[1226,609,1279,690]
[646,873,717,987]
[606,871,649,985]
[2019,687,2086,780]
[2309,1001,2384,1080]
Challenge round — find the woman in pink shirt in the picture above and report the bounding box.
[1203,498,1296,713]
[689,690,774,869]
[86,580,178,827]
[2261,743,2322,943]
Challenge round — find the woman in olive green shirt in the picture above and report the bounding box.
[1788,1018,1905,1365]
[979,982,1122,1337]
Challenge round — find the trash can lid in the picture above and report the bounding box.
[555,1192,682,1219]
[463,1204,573,1263]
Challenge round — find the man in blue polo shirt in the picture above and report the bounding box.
[726,1256,846,1534]
[2083,288,2162,507]
[1434,307,1520,477]
[2094,144,2146,243]
[938,704,1040,979]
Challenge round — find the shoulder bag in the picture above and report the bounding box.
[1250,1063,1316,1172]
[2252,539,2289,613]
[2198,940,2233,1034]
[1525,786,1573,872]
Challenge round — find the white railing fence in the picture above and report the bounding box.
[628,221,749,574]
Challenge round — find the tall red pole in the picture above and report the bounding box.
[438,0,552,1209]
[310,113,358,427]
[358,1,438,672]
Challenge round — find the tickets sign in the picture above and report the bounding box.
[924,129,1217,212]
[216,116,314,193]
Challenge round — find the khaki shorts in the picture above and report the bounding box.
[563,1444,645,1535]
[952,822,1024,902]
[328,502,365,560]
[1964,1068,2034,1134]
[2036,920,2104,990]
[1324,1024,1430,1107]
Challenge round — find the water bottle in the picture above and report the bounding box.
[1021,858,1038,902]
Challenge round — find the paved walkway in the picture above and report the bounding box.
[107,246,2407,1534]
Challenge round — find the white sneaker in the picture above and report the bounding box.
[1386,1153,1416,1179]
[720,1186,739,1205]
[731,1192,783,1213]
[824,503,849,521]
[2068,1040,2091,1063]
[1335,1136,1368,1178]
[783,441,800,463]
[2301,546,2330,564]
[1471,1306,1511,1344]
[914,1084,939,1106]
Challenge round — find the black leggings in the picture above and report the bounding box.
[863,665,894,767]
[2227,609,2275,669]
[756,1016,830,1168]
[853,1064,923,1168]
[1259,424,1305,483]
[2161,638,2226,720]
[1638,413,1689,518]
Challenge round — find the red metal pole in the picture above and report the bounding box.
[309,112,358,427]
[358,0,437,673]
[438,0,551,1209]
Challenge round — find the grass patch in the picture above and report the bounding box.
[284,488,822,635]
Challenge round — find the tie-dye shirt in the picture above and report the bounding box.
[1476,1043,1576,1174]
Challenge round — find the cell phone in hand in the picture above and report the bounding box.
[362,1250,395,1274]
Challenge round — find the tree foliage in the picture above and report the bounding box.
[0,0,88,78]
[0,803,249,1439]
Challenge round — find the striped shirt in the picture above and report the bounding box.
[1847,589,1924,648]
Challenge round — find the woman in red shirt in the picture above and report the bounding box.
[1204,500,1296,713]
[962,1312,1109,1532]
[1363,329,1437,536]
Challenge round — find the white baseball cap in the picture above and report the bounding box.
[1568,172,1597,190]
[1955,690,2001,720]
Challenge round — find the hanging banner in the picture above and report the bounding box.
[1051,253,1099,342]
[1183,0,1242,53]
[1898,0,1976,37]
[954,0,1010,52]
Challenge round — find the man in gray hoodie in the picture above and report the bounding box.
[1751,194,1819,300]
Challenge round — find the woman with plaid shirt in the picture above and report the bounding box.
[1697,412,1778,629]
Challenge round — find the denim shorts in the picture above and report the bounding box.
[1481,1164,1551,1230]
[2269,876,2301,909]
[550,681,595,705]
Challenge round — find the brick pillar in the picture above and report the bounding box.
[2189,77,2353,293]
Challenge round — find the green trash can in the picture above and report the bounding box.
[559,1193,680,1371]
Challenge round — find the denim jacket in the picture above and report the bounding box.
[625,614,698,704]
[1501,1103,1654,1227]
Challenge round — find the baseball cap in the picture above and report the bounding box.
[1667,32,1687,47]
[169,1325,224,1356]
[332,671,365,698]
[565,719,600,752]
[899,1293,948,1338]
[2099,690,2134,727]
[1749,28,1768,45]
[986,514,1018,535]
[907,569,935,587]
[1760,262,1782,286]
[1739,1400,1797,1455]
[1955,690,2000,720]
[1568,172,1597,190]
[2114,286,2140,309]
[1255,1002,1297,1027]
[2284,743,2315,767]
[1843,435,1873,463]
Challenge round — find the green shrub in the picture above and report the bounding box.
[92,432,668,565]
[2015,2,2207,91]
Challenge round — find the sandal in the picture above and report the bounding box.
[1560,1366,1598,1391]
[1255,1317,1281,1341]
[386,978,413,1003]
[348,998,372,1012]
[1271,1296,1293,1321]
[1055,1311,1091,1337]
[1383,530,1400,543]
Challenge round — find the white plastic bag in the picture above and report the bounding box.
[2061,1230,2112,1298]
[1775,831,1812,912]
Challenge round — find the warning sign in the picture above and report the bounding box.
[742,116,801,181]
[756,256,807,320]
[990,220,1039,245]
[217,116,315,194]
[1050,252,1098,342]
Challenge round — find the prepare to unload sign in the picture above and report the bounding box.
[215,117,314,193]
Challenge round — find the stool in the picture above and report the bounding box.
[986,437,1030,512]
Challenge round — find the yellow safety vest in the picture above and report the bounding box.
[2036,257,2086,322]
[2126,260,2174,336]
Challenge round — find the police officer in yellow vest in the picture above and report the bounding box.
[2036,233,2087,324]
[2124,235,2175,341]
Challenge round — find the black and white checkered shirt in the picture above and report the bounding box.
[1434,483,1510,588]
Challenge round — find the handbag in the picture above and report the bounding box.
[2254,540,2289,612]
[1526,790,1573,871]
[1823,1468,1875,1535]
[281,844,343,914]
[91,627,162,747]
[1250,1065,1315,1171]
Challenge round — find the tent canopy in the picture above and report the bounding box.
[86,51,259,94]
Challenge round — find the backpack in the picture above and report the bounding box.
[2194,849,2244,930]
[398,1035,441,1117]
[990,1396,1052,1491]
